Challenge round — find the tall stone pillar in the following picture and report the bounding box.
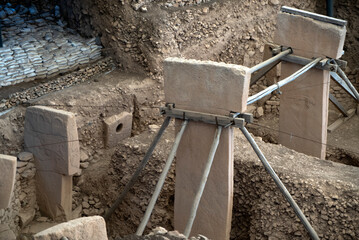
[274,9,346,159]
[24,106,80,220]
[164,58,250,239]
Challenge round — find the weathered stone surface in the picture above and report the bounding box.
[33,216,108,240]
[17,152,33,162]
[279,63,330,159]
[274,9,343,159]
[164,57,250,115]
[0,224,16,240]
[19,208,36,227]
[0,154,16,209]
[24,106,80,175]
[174,121,233,240]
[36,171,72,220]
[274,11,346,59]
[104,112,133,148]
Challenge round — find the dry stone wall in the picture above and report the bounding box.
[0,152,37,237]
[0,3,102,88]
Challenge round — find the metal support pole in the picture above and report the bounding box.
[247,57,321,105]
[330,72,357,100]
[0,22,3,48]
[240,126,320,240]
[336,66,359,102]
[249,48,292,74]
[104,117,172,221]
[136,120,189,236]
[329,93,349,117]
[250,58,281,86]
[183,126,223,238]
[326,0,334,17]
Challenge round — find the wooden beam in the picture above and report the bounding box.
[327,108,356,133]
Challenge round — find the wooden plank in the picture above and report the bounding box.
[328,108,356,133]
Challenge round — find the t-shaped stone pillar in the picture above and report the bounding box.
[274,8,346,159]
[24,106,80,220]
[164,58,250,239]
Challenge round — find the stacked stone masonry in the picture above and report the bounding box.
[0,152,37,238]
[0,3,102,88]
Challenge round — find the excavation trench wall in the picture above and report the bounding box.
[81,126,359,240]
[0,71,163,236]
[58,0,318,72]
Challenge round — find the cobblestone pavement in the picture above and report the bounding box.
[0,3,102,87]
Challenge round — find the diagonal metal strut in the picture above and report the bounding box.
[136,120,189,235]
[247,57,322,105]
[240,126,320,240]
[183,125,223,238]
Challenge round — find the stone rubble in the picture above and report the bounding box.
[0,58,114,113]
[0,152,38,236]
[131,0,213,11]
[118,226,209,239]
[0,3,103,88]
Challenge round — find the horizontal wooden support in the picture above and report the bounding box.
[327,108,356,133]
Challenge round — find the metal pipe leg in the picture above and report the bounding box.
[249,48,292,74]
[337,66,359,102]
[183,126,223,238]
[240,126,320,240]
[136,120,189,235]
[104,117,172,221]
[247,57,321,105]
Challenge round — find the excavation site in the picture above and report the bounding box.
[0,0,358,239]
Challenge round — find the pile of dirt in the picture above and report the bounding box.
[59,0,317,74]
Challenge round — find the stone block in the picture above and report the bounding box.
[24,106,80,175]
[33,216,108,240]
[36,171,72,220]
[0,154,16,209]
[278,62,329,159]
[18,152,34,162]
[174,121,233,240]
[263,43,281,86]
[104,112,132,148]
[19,208,36,227]
[0,224,16,240]
[164,57,250,115]
[274,11,346,59]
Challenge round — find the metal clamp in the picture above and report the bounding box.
[161,104,252,128]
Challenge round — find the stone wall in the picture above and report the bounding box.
[0,3,102,88]
[0,152,37,237]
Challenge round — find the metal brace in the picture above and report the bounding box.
[270,44,347,72]
[161,104,253,128]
